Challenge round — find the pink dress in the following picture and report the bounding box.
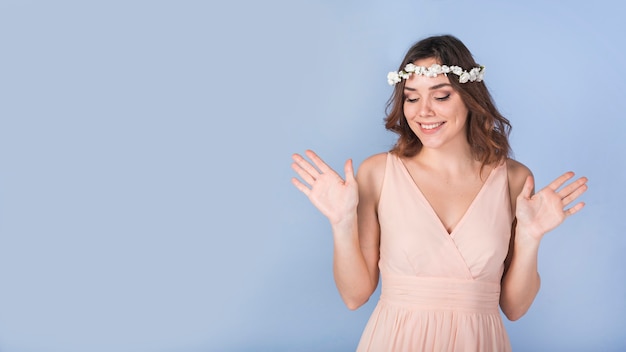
[357,153,513,352]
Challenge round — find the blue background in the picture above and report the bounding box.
[1,0,624,351]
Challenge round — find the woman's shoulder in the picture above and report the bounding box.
[506,158,533,199]
[356,152,389,195]
[360,152,389,167]
[506,158,532,180]
[357,152,389,177]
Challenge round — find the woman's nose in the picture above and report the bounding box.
[418,100,434,117]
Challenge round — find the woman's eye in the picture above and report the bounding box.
[405,98,418,103]
[435,94,451,101]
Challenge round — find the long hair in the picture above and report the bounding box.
[385,35,511,166]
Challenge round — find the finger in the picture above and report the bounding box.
[546,171,575,191]
[305,149,334,174]
[561,181,588,207]
[558,176,588,200]
[565,201,585,217]
[291,162,316,185]
[292,153,322,179]
[344,159,355,183]
[291,177,311,197]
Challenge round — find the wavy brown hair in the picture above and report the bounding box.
[385,35,511,166]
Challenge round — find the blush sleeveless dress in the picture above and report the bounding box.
[356,153,513,352]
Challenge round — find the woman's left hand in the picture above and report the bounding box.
[515,172,588,241]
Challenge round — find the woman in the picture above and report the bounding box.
[290,35,587,351]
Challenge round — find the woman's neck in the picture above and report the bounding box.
[412,143,478,175]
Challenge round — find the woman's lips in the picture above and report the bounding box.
[419,121,445,133]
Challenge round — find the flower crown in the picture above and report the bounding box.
[387,63,485,85]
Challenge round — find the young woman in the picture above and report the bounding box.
[291,35,588,351]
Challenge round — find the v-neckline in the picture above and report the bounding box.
[397,156,501,237]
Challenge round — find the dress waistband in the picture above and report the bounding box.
[380,275,501,313]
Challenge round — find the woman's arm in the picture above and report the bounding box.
[291,150,385,310]
[500,161,588,320]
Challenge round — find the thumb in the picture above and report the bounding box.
[344,159,356,182]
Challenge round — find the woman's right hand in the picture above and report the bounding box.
[291,150,359,226]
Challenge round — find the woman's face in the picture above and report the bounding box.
[402,57,469,151]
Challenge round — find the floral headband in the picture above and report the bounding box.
[387,63,485,86]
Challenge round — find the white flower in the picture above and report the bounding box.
[431,64,443,74]
[387,71,400,85]
[469,67,481,81]
[459,72,470,83]
[386,64,485,85]
[477,67,485,82]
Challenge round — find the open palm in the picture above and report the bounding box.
[291,150,359,225]
[515,172,588,240]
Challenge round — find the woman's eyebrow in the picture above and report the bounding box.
[429,83,452,90]
[403,83,452,92]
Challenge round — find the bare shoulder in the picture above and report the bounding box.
[358,152,387,174]
[507,158,533,200]
[357,152,387,181]
[356,152,388,199]
[507,158,532,185]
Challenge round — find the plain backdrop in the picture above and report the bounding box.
[1,0,624,351]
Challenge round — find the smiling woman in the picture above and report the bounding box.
[401,58,471,152]
[290,34,588,352]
